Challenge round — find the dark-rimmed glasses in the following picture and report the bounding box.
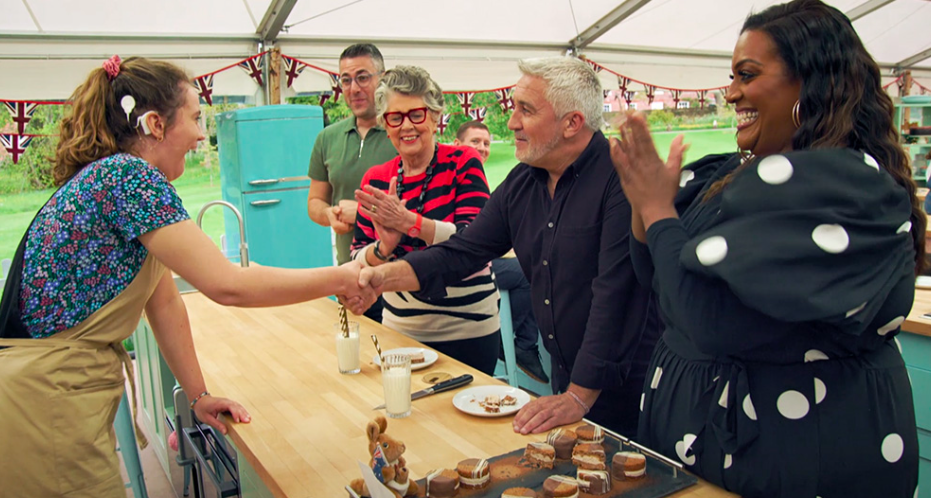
[339,72,377,89]
[383,107,428,128]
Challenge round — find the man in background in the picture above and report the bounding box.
[453,120,549,384]
[307,43,397,322]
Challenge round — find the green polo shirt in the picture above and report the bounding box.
[308,116,398,264]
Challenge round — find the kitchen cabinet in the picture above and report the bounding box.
[216,105,333,269]
[133,317,177,479]
[894,96,931,186]
[901,289,931,498]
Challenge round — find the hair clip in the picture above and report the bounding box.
[136,110,156,135]
[103,55,122,81]
[120,95,136,124]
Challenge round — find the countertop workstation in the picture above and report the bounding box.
[900,288,931,497]
[133,291,740,498]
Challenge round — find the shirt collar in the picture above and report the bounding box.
[345,115,385,134]
[527,131,606,184]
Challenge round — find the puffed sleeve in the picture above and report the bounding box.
[679,148,916,333]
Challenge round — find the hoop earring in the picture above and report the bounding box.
[792,100,801,129]
[156,135,164,143]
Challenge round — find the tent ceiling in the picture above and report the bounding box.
[1,0,929,99]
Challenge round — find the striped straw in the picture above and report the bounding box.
[371,334,383,364]
[338,304,350,338]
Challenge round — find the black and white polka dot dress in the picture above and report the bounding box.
[633,150,920,498]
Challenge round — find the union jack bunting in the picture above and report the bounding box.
[624,91,635,106]
[319,92,333,106]
[329,73,343,103]
[456,92,474,114]
[698,90,708,109]
[282,56,307,89]
[193,74,215,105]
[494,88,514,112]
[437,113,451,135]
[672,89,682,107]
[1,134,33,164]
[585,59,603,73]
[644,85,657,105]
[3,101,38,134]
[603,89,612,100]
[618,76,631,94]
[467,107,487,122]
[238,55,265,86]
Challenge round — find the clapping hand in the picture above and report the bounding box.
[609,112,687,225]
[356,177,414,232]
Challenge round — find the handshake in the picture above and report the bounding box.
[335,261,386,315]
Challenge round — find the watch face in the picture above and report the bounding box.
[408,227,421,237]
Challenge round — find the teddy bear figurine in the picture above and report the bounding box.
[349,415,419,498]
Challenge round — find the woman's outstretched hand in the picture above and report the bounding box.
[609,112,688,229]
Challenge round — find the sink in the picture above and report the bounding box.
[173,275,199,295]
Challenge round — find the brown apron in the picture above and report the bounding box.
[0,255,166,498]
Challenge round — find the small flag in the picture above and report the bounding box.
[238,55,264,86]
[329,73,343,103]
[467,107,487,122]
[193,74,215,105]
[3,101,38,134]
[282,56,307,89]
[1,134,33,164]
[494,88,514,112]
[456,92,474,114]
[644,84,657,104]
[437,113,451,135]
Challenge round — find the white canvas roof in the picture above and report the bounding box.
[1,0,929,100]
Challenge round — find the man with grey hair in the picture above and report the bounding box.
[349,56,659,436]
[308,43,397,322]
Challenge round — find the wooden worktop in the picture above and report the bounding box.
[182,293,737,498]
[904,287,931,338]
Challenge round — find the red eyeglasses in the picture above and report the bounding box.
[383,107,428,128]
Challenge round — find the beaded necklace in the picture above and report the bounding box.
[396,144,439,214]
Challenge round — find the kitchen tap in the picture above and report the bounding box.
[196,200,249,268]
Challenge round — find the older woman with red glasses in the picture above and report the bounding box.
[351,66,501,374]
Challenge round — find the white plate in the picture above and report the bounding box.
[372,347,439,371]
[452,385,531,418]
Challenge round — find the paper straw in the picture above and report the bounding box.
[338,304,350,338]
[371,334,383,364]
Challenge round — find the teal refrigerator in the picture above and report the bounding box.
[216,105,333,269]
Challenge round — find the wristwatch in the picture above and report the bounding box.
[407,213,423,238]
[372,241,393,262]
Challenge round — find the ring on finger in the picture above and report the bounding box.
[371,205,377,214]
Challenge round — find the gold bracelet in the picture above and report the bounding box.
[566,390,590,414]
[190,391,210,409]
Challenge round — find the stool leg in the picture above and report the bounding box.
[498,290,520,387]
[115,390,148,498]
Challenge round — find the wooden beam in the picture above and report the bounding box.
[845,0,895,21]
[256,0,298,42]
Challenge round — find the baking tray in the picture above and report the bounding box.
[409,428,697,497]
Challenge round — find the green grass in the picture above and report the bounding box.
[0,129,736,266]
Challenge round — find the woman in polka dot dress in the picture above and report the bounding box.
[0,57,373,497]
[610,1,921,497]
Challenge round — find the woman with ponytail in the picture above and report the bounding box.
[0,57,372,497]
[611,1,920,496]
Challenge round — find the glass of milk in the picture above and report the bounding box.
[381,353,412,418]
[334,322,361,374]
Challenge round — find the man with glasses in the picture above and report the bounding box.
[308,43,397,322]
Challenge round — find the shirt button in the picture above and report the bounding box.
[547,222,554,228]
[544,299,551,305]
[548,334,554,339]
[542,260,548,266]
